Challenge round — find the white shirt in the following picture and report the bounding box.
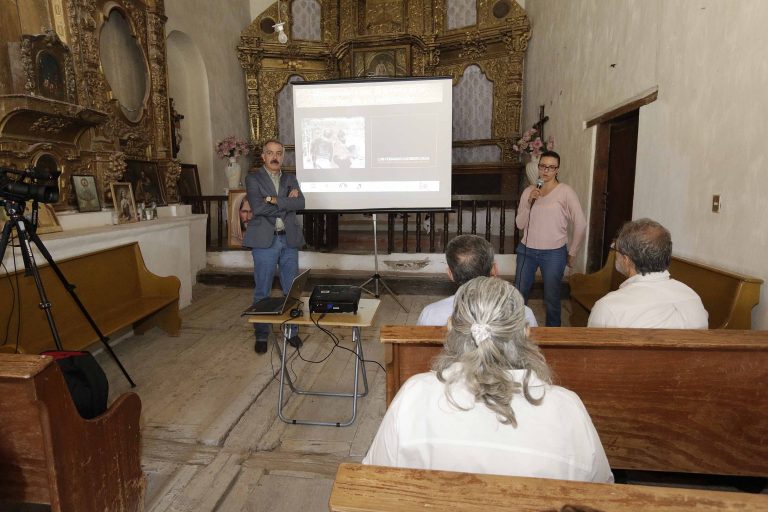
[417,295,538,327]
[362,366,613,483]
[588,271,708,328]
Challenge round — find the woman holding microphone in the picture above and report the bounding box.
[515,150,586,326]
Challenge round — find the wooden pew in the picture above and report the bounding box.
[381,326,768,477]
[329,463,768,512]
[569,249,763,328]
[0,353,144,511]
[0,242,181,354]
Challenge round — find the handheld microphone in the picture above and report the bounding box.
[531,178,544,205]
[286,185,292,196]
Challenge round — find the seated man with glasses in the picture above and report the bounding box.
[418,234,538,328]
[588,218,708,328]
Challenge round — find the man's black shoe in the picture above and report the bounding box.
[254,338,268,354]
[287,335,303,348]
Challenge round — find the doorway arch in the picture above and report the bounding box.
[166,30,213,193]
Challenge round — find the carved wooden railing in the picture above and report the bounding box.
[182,195,228,250]
[182,194,520,255]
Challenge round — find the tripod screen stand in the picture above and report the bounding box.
[359,213,408,313]
[0,199,135,387]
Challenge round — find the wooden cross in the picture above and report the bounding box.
[532,105,549,139]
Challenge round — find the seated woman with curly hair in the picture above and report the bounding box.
[363,276,613,483]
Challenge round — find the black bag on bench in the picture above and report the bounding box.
[41,350,109,419]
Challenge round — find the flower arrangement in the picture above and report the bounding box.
[512,128,554,158]
[215,135,251,160]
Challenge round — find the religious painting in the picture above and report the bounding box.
[178,163,202,199]
[110,182,138,224]
[353,47,408,78]
[72,175,101,212]
[34,203,62,234]
[227,188,250,249]
[36,50,66,101]
[123,160,166,206]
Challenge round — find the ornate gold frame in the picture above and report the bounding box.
[0,0,177,210]
[238,0,530,166]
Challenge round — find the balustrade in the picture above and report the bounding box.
[181,194,519,255]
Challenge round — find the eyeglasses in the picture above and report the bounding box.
[537,164,559,172]
[610,241,624,256]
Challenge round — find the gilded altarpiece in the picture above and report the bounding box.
[0,0,178,211]
[238,0,529,193]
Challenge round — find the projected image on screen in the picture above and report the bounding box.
[302,117,366,170]
[293,78,452,211]
[372,115,437,167]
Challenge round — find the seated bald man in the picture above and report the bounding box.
[418,234,537,327]
[588,218,708,329]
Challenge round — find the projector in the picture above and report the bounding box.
[309,285,362,314]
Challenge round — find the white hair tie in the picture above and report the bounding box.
[470,323,492,346]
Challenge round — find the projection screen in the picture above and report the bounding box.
[292,77,452,211]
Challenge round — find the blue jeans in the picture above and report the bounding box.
[251,234,299,339]
[514,243,567,327]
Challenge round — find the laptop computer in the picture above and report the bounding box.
[242,269,310,316]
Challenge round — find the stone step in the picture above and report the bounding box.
[196,267,568,299]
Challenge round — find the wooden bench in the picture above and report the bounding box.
[0,242,181,354]
[381,325,768,477]
[569,249,763,328]
[0,353,144,511]
[329,463,768,511]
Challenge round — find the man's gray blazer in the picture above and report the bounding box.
[243,166,305,249]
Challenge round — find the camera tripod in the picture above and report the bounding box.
[0,199,135,387]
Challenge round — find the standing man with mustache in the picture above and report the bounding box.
[244,139,306,353]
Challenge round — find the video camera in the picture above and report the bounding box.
[0,166,60,204]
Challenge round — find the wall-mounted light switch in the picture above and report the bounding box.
[712,195,721,213]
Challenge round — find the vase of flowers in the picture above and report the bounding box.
[513,128,555,186]
[215,135,251,190]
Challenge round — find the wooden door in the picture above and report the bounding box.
[587,110,639,271]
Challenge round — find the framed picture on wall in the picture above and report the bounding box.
[72,175,101,212]
[124,160,166,206]
[110,182,138,224]
[353,47,409,78]
[36,50,67,101]
[227,188,251,249]
[178,163,202,199]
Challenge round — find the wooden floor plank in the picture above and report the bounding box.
[162,451,244,512]
[239,473,334,512]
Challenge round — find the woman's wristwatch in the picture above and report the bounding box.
[265,196,273,204]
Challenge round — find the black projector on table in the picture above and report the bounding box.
[309,285,362,314]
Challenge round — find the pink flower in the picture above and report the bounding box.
[514,126,554,158]
[215,135,251,160]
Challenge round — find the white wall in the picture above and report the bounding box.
[166,31,213,192]
[524,0,768,329]
[250,0,274,19]
[165,0,252,194]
